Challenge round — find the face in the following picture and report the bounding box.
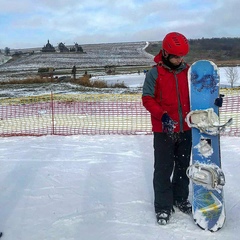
[168,55,184,65]
[163,50,184,65]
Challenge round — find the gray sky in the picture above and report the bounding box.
[0,0,239,49]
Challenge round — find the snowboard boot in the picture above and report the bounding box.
[156,209,173,225]
[174,200,192,214]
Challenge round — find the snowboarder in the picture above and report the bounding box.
[142,32,192,225]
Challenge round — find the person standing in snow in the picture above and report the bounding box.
[72,65,77,80]
[142,32,192,225]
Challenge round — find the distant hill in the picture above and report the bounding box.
[145,38,240,66]
[0,42,154,81]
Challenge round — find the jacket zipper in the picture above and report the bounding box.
[174,72,184,132]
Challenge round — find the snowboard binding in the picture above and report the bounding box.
[187,163,225,190]
[186,108,233,135]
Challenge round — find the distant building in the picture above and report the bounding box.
[41,40,56,52]
[70,43,84,53]
[58,42,69,52]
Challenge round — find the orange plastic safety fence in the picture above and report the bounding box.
[0,94,152,136]
[0,90,239,137]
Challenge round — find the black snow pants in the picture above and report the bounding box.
[153,130,192,213]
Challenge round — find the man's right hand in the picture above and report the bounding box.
[161,113,177,134]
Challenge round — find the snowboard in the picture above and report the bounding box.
[186,60,228,232]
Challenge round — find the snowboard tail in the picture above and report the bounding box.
[193,186,225,232]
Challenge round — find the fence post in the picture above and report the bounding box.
[51,91,55,135]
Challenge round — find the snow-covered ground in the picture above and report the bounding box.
[1,67,238,99]
[0,42,154,76]
[92,66,240,88]
[0,54,11,65]
[0,67,239,239]
[92,72,147,88]
[0,135,239,240]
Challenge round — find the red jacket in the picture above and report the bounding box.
[142,51,191,133]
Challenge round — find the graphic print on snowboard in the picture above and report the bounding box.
[186,60,231,232]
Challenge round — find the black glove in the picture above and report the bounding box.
[214,94,224,107]
[161,113,177,134]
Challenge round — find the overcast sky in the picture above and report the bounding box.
[0,0,239,49]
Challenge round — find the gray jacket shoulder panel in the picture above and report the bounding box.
[142,67,158,97]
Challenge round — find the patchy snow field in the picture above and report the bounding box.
[1,67,240,99]
[0,42,154,81]
[0,41,240,99]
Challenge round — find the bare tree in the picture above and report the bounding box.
[225,67,239,88]
[4,47,10,56]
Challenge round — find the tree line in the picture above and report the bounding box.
[146,37,240,65]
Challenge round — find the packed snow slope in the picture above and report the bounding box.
[0,135,239,240]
